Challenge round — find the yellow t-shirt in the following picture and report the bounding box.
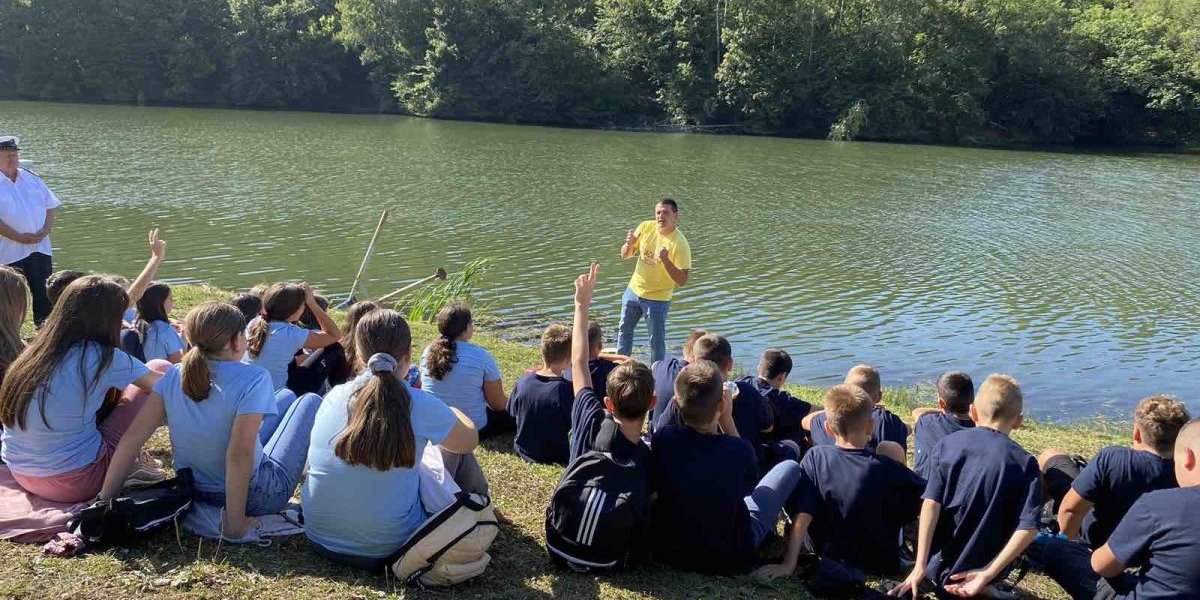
[628,220,692,301]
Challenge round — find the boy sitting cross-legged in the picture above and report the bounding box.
[649,360,805,575]
[892,374,1042,599]
[756,384,923,587]
[509,324,575,465]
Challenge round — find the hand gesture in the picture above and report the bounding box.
[657,247,670,263]
[16,232,40,244]
[752,562,795,580]
[574,263,599,309]
[625,229,638,246]
[300,282,316,304]
[889,567,926,598]
[943,570,990,597]
[148,228,166,260]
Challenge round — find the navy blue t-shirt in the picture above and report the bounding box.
[797,445,925,574]
[923,427,1042,585]
[564,358,618,401]
[1106,486,1200,599]
[738,376,813,445]
[649,357,685,433]
[810,406,909,451]
[649,425,759,575]
[913,413,975,480]
[509,372,575,465]
[1072,446,1176,548]
[653,378,773,450]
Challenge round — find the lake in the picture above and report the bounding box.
[4,100,1199,421]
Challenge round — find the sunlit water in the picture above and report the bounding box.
[5,101,1199,421]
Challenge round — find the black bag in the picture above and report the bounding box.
[70,468,194,546]
[544,449,649,573]
[119,327,147,363]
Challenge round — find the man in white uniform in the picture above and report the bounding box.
[0,136,61,326]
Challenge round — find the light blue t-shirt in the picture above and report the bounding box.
[1,343,150,477]
[303,373,458,558]
[142,320,186,362]
[156,360,277,494]
[419,341,501,429]
[242,318,311,390]
[123,308,137,324]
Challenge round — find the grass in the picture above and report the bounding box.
[0,284,1130,599]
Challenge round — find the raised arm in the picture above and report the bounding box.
[300,283,342,348]
[127,229,167,309]
[571,263,600,396]
[620,228,640,259]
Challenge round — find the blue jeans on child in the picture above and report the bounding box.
[617,287,670,363]
[745,459,803,547]
[197,392,322,516]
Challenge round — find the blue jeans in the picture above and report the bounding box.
[259,388,298,445]
[745,459,802,547]
[197,392,322,516]
[617,287,670,363]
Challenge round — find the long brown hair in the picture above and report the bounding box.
[334,309,417,471]
[181,302,246,401]
[425,301,472,380]
[134,282,172,339]
[0,266,29,378]
[341,301,379,373]
[0,276,128,430]
[246,283,305,358]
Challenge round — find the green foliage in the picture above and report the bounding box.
[395,257,493,323]
[2,0,1199,144]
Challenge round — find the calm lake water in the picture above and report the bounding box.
[5,101,1200,421]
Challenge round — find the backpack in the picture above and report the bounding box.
[389,492,499,587]
[119,328,146,362]
[70,468,194,546]
[544,449,649,572]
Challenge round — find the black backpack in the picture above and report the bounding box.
[544,448,649,572]
[70,468,194,546]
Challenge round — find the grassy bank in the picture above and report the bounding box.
[0,285,1128,599]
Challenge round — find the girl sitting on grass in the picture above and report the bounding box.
[100,302,322,538]
[136,282,186,363]
[244,282,340,391]
[0,276,167,503]
[0,266,29,389]
[303,309,479,570]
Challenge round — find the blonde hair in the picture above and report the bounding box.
[1134,395,1191,453]
[0,266,28,378]
[844,364,881,403]
[181,302,246,401]
[975,374,1023,423]
[823,384,873,437]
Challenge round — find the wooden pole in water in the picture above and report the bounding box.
[377,267,448,303]
[343,210,389,304]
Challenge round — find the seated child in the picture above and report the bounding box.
[564,320,621,400]
[737,348,813,449]
[653,334,775,456]
[648,329,705,433]
[303,309,480,571]
[509,324,575,466]
[1026,396,1189,600]
[99,302,321,538]
[243,282,340,391]
[135,282,186,363]
[649,360,804,575]
[568,263,655,464]
[805,364,908,451]
[1087,418,1200,599]
[893,374,1042,598]
[911,371,975,480]
[757,384,922,581]
[230,293,262,325]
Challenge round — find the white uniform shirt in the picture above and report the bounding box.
[0,168,60,264]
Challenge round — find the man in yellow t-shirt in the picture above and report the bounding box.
[617,198,692,363]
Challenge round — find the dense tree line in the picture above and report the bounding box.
[2,0,1198,145]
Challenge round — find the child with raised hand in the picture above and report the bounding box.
[1026,395,1189,600]
[911,371,976,480]
[892,374,1041,599]
[757,384,921,584]
[303,309,480,570]
[1087,418,1200,599]
[0,276,166,503]
[648,359,805,575]
[509,324,575,465]
[135,282,186,363]
[46,228,166,313]
[99,302,322,538]
[243,282,341,391]
[568,263,656,464]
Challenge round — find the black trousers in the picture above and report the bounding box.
[8,252,53,326]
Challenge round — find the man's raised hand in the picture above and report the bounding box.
[625,229,638,246]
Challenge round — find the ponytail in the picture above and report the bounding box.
[333,310,416,471]
[180,302,246,402]
[180,347,212,400]
[426,301,472,380]
[248,282,306,358]
[246,319,269,358]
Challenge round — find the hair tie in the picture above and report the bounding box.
[367,353,398,374]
